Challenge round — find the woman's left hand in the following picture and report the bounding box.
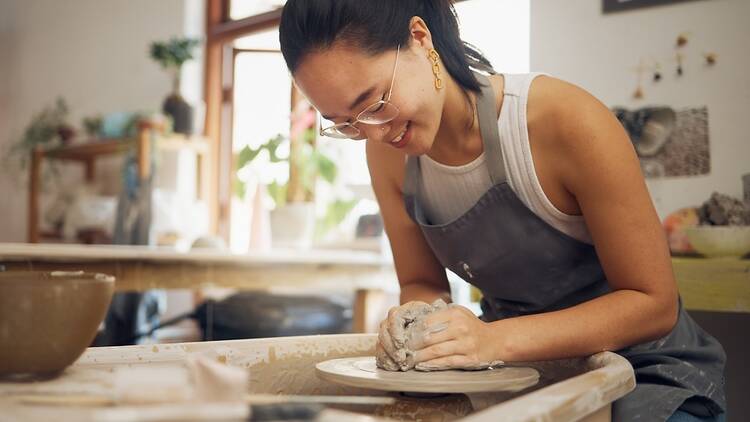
[412,305,503,370]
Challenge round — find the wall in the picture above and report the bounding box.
[530,0,750,219]
[0,1,24,242]
[0,0,203,242]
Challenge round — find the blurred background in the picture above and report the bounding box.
[0,0,748,419]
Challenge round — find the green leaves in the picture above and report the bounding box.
[149,37,201,69]
[8,97,70,169]
[234,129,358,237]
[234,132,358,239]
[237,134,286,170]
[266,134,286,163]
[236,132,339,205]
[312,150,337,184]
[315,199,359,239]
[237,145,261,169]
[267,181,288,208]
[21,97,68,148]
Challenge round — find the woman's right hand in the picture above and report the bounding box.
[366,134,454,369]
[376,300,443,370]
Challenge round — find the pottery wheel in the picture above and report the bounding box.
[316,357,539,394]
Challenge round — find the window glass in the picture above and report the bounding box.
[325,0,531,189]
[231,50,291,251]
[229,0,286,21]
[233,28,280,50]
[229,1,530,251]
[455,0,530,73]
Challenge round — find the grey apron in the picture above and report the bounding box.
[401,73,726,421]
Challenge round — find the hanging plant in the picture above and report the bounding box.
[8,97,71,169]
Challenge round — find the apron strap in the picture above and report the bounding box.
[475,73,507,184]
[403,154,420,198]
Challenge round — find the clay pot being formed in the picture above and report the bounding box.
[0,271,115,379]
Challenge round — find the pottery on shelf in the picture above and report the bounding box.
[685,226,750,258]
[0,271,115,379]
[163,93,194,135]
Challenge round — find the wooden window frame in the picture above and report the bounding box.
[204,0,471,239]
[204,0,282,240]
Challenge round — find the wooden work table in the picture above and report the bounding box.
[2,244,746,419]
[0,334,635,422]
[0,242,399,333]
[1,243,747,333]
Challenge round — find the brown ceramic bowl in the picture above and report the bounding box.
[0,271,114,379]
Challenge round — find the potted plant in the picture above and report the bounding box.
[82,115,103,139]
[235,103,357,248]
[149,37,201,135]
[8,97,73,169]
[235,132,325,248]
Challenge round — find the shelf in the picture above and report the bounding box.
[41,138,132,161]
[28,127,213,243]
[40,135,209,162]
[157,135,210,153]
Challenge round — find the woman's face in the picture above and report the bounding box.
[293,41,446,156]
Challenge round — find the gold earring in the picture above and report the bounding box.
[428,49,443,90]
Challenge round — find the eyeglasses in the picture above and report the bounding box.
[319,45,401,140]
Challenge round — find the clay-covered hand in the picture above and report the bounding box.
[375,334,400,371]
[411,304,504,371]
[376,300,446,371]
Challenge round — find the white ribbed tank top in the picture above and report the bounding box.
[417,73,593,244]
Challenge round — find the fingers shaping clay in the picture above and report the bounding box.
[376,299,501,372]
[376,299,444,371]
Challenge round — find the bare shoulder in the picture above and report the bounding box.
[527,76,677,317]
[526,75,615,140]
[525,75,635,193]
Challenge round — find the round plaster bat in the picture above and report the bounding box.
[317,356,539,394]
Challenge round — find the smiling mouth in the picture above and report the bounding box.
[389,122,411,147]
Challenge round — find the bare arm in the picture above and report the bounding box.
[414,77,679,366]
[489,77,678,361]
[366,138,451,305]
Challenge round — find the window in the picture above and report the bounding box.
[205,1,529,245]
[229,0,286,21]
[455,0,530,74]
[326,0,530,191]
[230,29,291,250]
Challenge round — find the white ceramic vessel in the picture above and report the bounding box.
[685,226,750,257]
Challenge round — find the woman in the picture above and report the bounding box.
[278,1,726,421]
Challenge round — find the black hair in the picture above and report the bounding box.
[279,0,495,95]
